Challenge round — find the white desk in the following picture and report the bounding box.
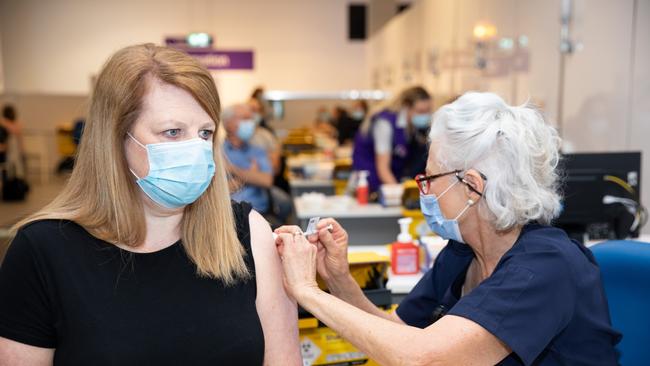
[295,196,403,245]
[348,245,424,297]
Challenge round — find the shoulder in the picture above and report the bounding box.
[372,118,393,137]
[374,109,397,121]
[247,210,273,250]
[255,127,276,141]
[14,219,88,249]
[503,224,590,284]
[6,219,94,272]
[231,200,253,237]
[230,201,273,252]
[247,209,276,276]
[513,224,585,262]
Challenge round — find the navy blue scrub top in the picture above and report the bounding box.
[396,224,621,366]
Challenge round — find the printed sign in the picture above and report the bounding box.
[185,49,254,70]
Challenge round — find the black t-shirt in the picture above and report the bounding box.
[0,202,264,365]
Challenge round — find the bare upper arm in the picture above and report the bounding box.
[0,337,54,366]
[248,210,301,366]
[416,315,511,365]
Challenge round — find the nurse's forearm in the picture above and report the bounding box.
[297,287,432,366]
[328,274,403,323]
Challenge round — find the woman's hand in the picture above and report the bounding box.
[274,231,320,301]
[309,218,351,283]
[275,219,351,285]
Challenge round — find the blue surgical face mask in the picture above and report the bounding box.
[128,133,215,209]
[351,110,365,120]
[237,119,256,141]
[419,180,472,243]
[411,113,431,129]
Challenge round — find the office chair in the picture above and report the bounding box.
[591,240,650,366]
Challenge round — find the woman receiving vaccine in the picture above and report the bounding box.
[0,44,300,365]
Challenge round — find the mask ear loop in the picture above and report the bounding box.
[126,132,146,179]
[127,132,147,149]
[453,172,484,220]
[453,199,475,220]
[436,179,459,199]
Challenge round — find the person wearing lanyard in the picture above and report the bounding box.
[275,92,620,365]
[352,86,432,195]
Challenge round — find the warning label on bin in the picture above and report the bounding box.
[301,338,322,366]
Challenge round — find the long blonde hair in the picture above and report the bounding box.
[14,43,249,284]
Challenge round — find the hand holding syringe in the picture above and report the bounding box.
[272,217,333,241]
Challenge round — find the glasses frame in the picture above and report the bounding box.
[415,170,487,196]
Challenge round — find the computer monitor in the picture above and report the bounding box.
[555,152,643,243]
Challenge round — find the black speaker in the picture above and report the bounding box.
[348,4,366,40]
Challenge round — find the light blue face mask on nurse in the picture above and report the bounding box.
[127,133,215,209]
[411,113,431,130]
[419,172,484,243]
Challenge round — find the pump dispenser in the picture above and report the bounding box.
[356,170,369,205]
[391,217,420,275]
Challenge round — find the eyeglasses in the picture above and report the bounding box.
[415,170,486,196]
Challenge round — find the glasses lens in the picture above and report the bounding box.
[416,175,427,194]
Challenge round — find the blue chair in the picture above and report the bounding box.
[591,240,650,366]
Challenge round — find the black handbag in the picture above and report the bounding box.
[2,164,29,201]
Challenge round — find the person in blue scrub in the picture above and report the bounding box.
[274,92,621,365]
[352,86,432,196]
[222,104,273,215]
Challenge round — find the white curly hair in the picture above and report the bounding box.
[429,92,563,230]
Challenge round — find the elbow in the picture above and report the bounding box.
[393,340,445,366]
[411,352,445,366]
[414,345,451,366]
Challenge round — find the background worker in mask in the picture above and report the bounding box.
[274,92,620,366]
[352,86,432,195]
[404,102,432,180]
[222,104,274,218]
[0,44,300,365]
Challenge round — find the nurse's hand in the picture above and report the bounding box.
[310,218,351,283]
[274,221,351,284]
[274,231,320,300]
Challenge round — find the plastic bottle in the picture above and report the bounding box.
[356,170,369,205]
[391,217,420,275]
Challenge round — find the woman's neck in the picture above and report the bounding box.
[463,220,523,279]
[130,196,184,253]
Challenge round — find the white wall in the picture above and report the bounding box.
[367,0,563,112]
[367,0,650,233]
[0,0,369,106]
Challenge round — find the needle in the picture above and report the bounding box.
[272,224,334,241]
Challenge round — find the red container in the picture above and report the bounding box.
[391,241,420,275]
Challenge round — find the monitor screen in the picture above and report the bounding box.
[555,152,642,242]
